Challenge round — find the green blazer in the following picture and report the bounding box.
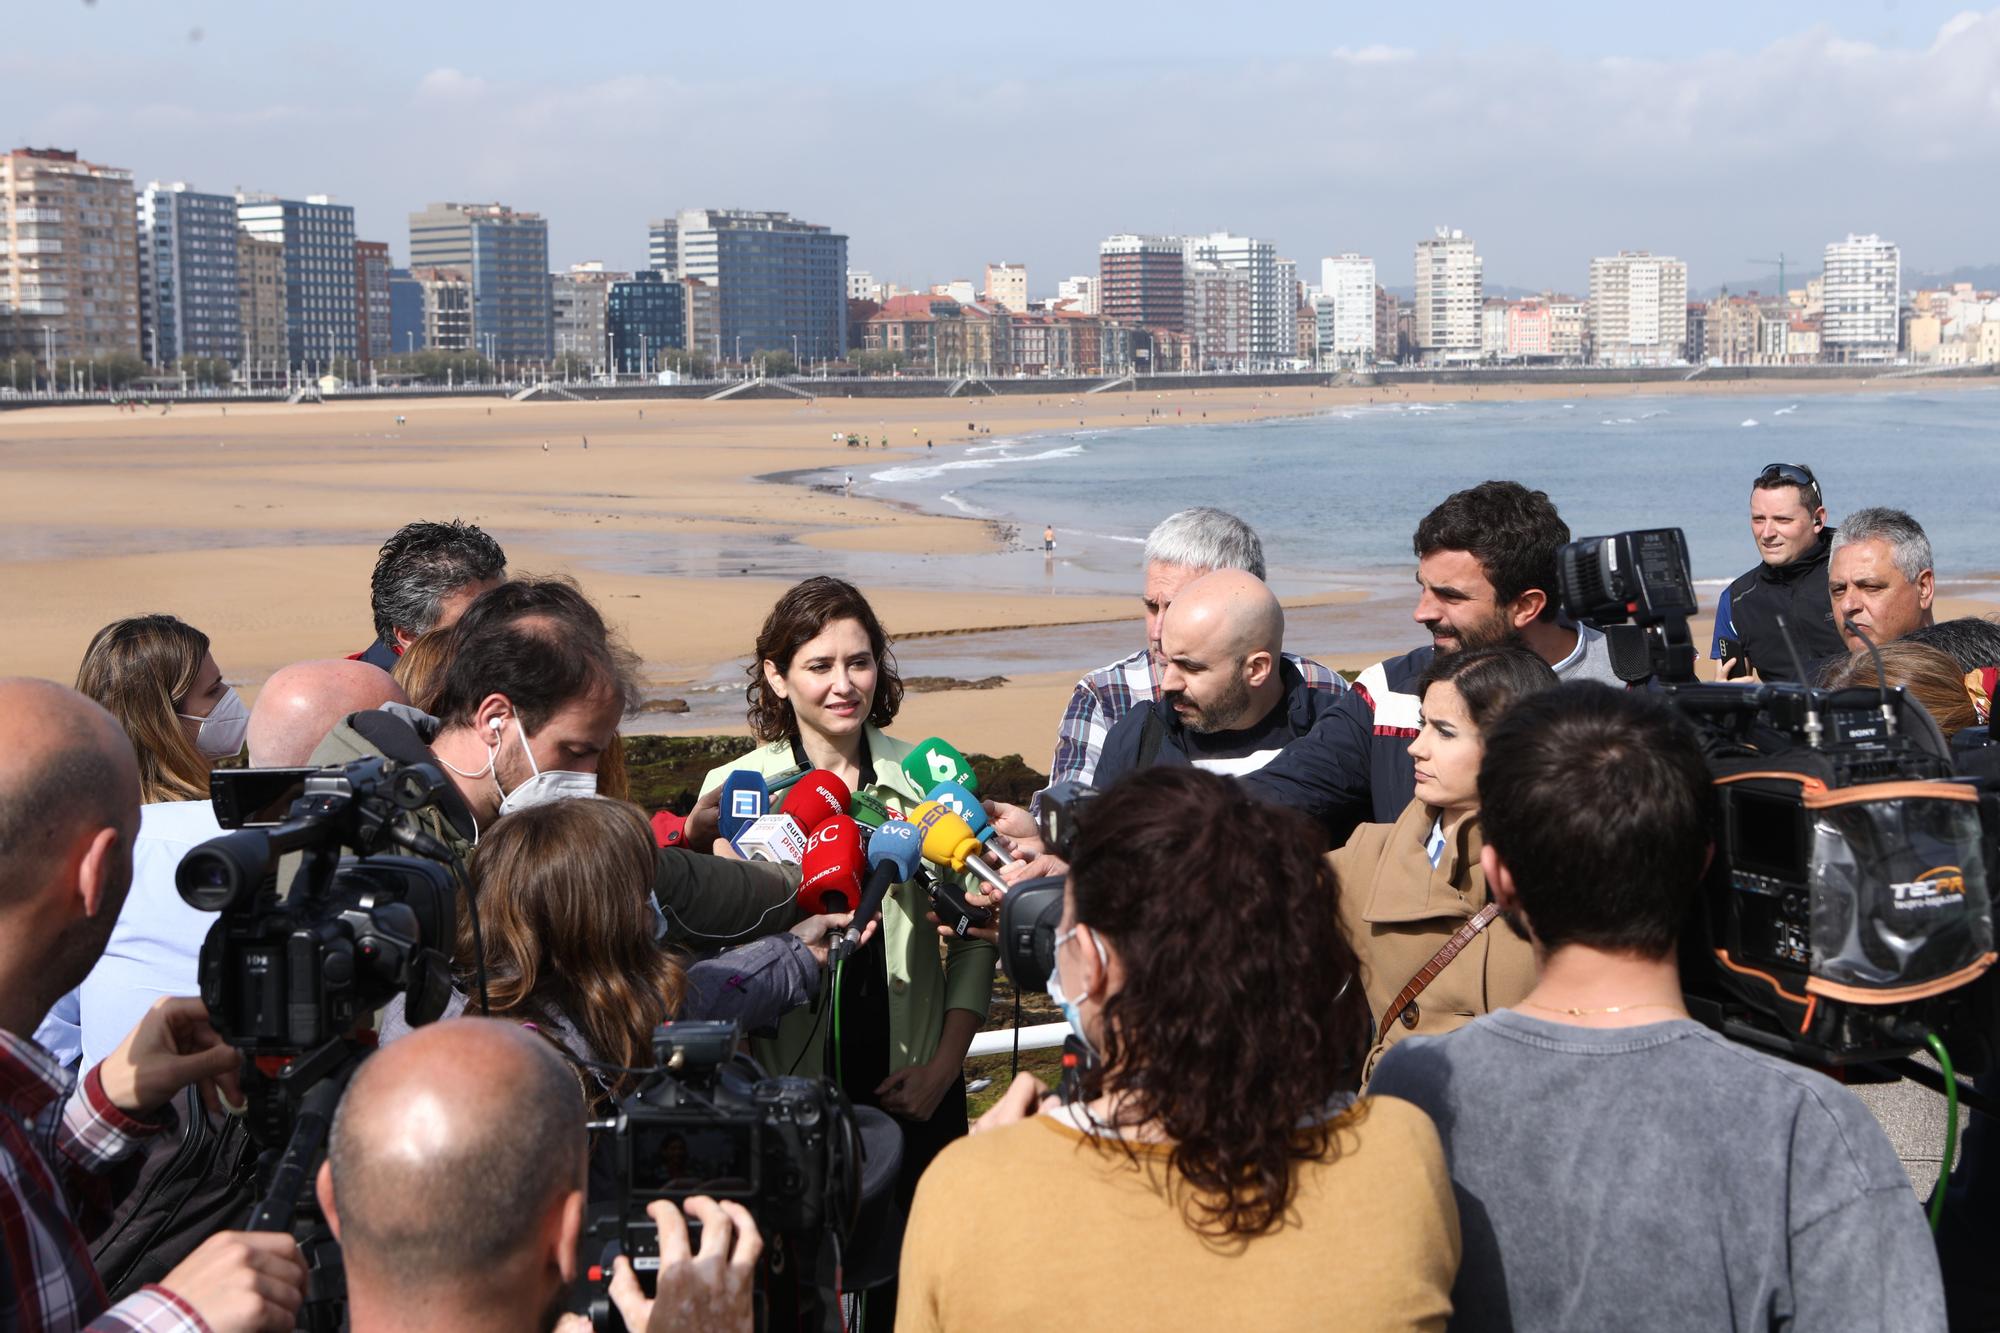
[699,725,999,1079]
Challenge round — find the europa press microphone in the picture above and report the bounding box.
[911,801,1011,897]
[901,738,978,796]
[797,816,864,915]
[735,769,851,864]
[835,820,924,963]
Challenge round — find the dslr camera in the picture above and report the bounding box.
[581,1021,874,1333]
[1558,528,2000,1073]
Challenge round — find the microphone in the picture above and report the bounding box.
[1842,617,1899,736]
[923,779,1001,846]
[849,790,895,831]
[910,800,1011,896]
[717,771,770,844]
[798,816,864,915]
[837,820,923,960]
[901,738,978,796]
[781,769,853,838]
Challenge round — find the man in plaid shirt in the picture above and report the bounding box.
[0,679,306,1333]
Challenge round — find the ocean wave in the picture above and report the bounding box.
[868,441,1085,484]
[937,490,996,518]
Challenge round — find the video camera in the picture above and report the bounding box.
[993,781,1098,992]
[581,1021,877,1332]
[1557,528,2000,1073]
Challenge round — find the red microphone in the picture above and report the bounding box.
[781,769,853,837]
[797,815,863,915]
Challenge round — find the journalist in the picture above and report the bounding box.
[1829,506,1936,652]
[76,613,244,803]
[1331,645,1555,1082]
[312,577,802,946]
[0,677,308,1333]
[899,767,1460,1330]
[38,659,408,1069]
[1245,480,1622,842]
[1371,683,1944,1331]
[1713,463,1843,681]
[317,1016,757,1333]
[1089,569,1342,786]
[353,518,507,670]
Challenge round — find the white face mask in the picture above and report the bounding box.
[179,686,249,760]
[495,718,598,817]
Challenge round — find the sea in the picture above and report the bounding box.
[646,387,2000,727]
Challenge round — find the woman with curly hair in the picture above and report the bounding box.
[899,765,1459,1329]
[76,613,244,802]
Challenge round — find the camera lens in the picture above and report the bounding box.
[174,829,272,912]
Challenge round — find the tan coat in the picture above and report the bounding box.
[1331,799,1539,1084]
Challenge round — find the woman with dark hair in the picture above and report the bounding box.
[698,577,997,1233]
[899,766,1459,1328]
[1334,644,1559,1080]
[76,613,244,803]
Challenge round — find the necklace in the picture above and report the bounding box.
[1521,1000,1685,1017]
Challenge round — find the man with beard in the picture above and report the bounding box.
[1245,480,1623,842]
[1090,570,1341,787]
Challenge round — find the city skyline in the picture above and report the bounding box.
[7,3,1999,292]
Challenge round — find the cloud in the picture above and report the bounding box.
[1330,44,1414,63]
[415,67,487,102]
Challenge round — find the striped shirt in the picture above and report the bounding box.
[0,1029,205,1333]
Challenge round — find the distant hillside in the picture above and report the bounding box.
[1695,263,2000,300]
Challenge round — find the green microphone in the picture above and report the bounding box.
[901,737,977,795]
[849,790,894,830]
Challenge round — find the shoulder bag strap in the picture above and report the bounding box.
[1375,902,1502,1046]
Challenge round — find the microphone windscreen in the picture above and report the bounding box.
[781,769,853,836]
[717,771,770,842]
[902,738,978,795]
[911,800,981,871]
[866,820,924,881]
[923,780,989,839]
[799,816,864,914]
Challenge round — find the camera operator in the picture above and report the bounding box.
[1370,683,1944,1332]
[1243,481,1622,843]
[1714,463,1843,682]
[353,519,507,671]
[899,767,1460,1329]
[311,578,801,947]
[0,678,308,1333]
[1828,506,1936,653]
[315,1016,757,1333]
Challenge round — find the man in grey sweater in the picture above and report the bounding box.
[1372,683,1944,1332]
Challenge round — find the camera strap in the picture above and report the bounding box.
[1376,903,1501,1046]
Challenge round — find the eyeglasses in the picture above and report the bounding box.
[1757,462,1819,491]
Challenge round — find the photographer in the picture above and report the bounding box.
[899,767,1459,1330]
[1331,645,1556,1082]
[316,1017,757,1333]
[312,578,801,947]
[0,678,307,1333]
[353,519,507,671]
[1715,463,1843,681]
[1371,683,1943,1331]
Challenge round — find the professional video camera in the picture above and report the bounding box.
[581,1021,883,1333]
[1557,529,2000,1076]
[995,780,1097,993]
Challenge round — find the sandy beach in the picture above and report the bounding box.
[2,373,1990,758]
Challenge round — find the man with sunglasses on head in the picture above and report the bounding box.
[1715,463,1844,682]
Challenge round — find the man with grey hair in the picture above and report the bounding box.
[1032,507,1342,807]
[353,518,508,670]
[1829,506,1935,653]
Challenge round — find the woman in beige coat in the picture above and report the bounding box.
[1333,645,1560,1082]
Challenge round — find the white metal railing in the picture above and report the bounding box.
[967,1021,1068,1059]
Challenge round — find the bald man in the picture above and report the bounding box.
[38,659,406,1069]
[1091,570,1348,786]
[0,678,306,1332]
[319,1018,758,1333]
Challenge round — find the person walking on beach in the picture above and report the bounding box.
[1043,525,1056,554]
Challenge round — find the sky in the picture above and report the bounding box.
[6,1,1999,295]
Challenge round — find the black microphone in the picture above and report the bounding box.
[1842,617,1898,735]
[835,820,922,962]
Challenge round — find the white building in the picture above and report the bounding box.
[1481,299,1511,360]
[1587,251,1689,366]
[1318,254,1377,362]
[1056,274,1097,314]
[983,262,1028,314]
[647,218,678,276]
[1184,232,1287,365]
[1413,227,1483,361]
[1822,234,1900,361]
[846,269,879,302]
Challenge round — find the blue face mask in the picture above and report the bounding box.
[1047,924,1105,1053]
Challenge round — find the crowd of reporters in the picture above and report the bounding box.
[1,467,1991,1330]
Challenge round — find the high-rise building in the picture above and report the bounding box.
[648,217,679,277]
[409,202,554,362]
[236,193,358,368]
[1055,275,1098,315]
[1588,251,1689,366]
[1318,254,1377,363]
[983,262,1028,314]
[553,262,627,370]
[1098,235,1185,333]
[1413,228,1482,361]
[236,233,285,371]
[1543,293,1588,362]
[1822,233,1901,361]
[409,267,472,352]
[387,267,424,356]
[1,147,140,362]
[674,209,848,362]
[683,277,719,361]
[1184,260,1250,369]
[1685,303,1708,363]
[1184,233,1287,364]
[354,240,391,372]
[136,182,241,368]
[607,271,686,373]
[1374,286,1399,362]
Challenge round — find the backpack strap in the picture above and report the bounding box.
[1135,704,1167,770]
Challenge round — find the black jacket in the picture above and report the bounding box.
[1727,528,1844,682]
[1094,658,1345,789]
